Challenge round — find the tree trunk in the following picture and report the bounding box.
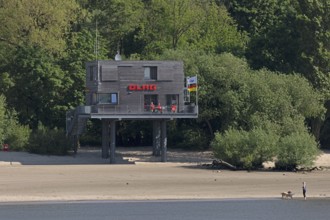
[310,117,322,141]
[205,119,214,138]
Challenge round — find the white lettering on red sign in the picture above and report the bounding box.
[128,84,157,91]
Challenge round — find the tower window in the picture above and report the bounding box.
[144,67,157,80]
[98,93,118,104]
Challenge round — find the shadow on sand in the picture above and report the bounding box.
[0,148,133,165]
[0,147,214,166]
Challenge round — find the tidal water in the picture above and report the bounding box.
[0,199,329,220]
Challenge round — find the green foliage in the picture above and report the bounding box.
[193,1,248,56]
[320,112,330,149]
[140,0,247,57]
[212,125,319,170]
[0,95,6,143]
[0,72,14,95]
[3,111,30,151]
[168,123,210,150]
[5,46,73,128]
[192,52,325,169]
[227,0,330,95]
[0,95,30,151]
[27,123,71,155]
[116,121,153,146]
[0,0,80,54]
[3,123,30,151]
[212,128,279,169]
[61,28,109,110]
[0,0,328,158]
[226,0,330,146]
[160,51,324,135]
[276,132,320,170]
[79,120,101,146]
[212,129,247,168]
[82,0,144,57]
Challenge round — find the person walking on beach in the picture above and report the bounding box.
[302,182,307,200]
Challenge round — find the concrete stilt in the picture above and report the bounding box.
[160,120,167,162]
[109,120,116,164]
[101,119,110,158]
[153,120,161,156]
[73,135,79,154]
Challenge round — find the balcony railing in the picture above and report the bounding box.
[90,104,197,115]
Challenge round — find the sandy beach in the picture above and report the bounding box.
[1,147,330,202]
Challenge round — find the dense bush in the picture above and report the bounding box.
[0,95,31,151]
[0,95,6,145]
[174,128,209,150]
[275,132,320,170]
[3,119,30,151]
[167,119,210,150]
[211,128,278,169]
[212,129,249,168]
[212,125,320,170]
[27,124,71,155]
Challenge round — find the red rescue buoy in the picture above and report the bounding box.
[3,144,9,151]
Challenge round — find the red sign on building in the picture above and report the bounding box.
[128,84,157,91]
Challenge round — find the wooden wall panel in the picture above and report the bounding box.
[85,60,186,113]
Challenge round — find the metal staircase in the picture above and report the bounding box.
[66,106,91,136]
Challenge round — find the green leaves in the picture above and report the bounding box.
[6,46,71,128]
[212,126,320,170]
[0,0,327,153]
[276,131,320,170]
[212,127,279,169]
[0,0,80,54]
[138,0,247,56]
[228,0,330,93]
[0,95,30,150]
[27,123,70,155]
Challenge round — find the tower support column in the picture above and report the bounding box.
[101,119,110,158]
[160,120,167,162]
[109,120,116,164]
[153,120,161,156]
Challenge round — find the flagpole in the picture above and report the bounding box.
[187,76,190,103]
[196,75,198,114]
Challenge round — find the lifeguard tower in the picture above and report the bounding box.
[66,60,198,163]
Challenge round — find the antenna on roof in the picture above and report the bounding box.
[94,20,99,60]
[115,50,122,61]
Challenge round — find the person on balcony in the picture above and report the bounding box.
[157,102,162,113]
[150,102,155,112]
[171,104,177,113]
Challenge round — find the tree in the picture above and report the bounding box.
[276,131,320,170]
[212,128,279,169]
[186,1,248,56]
[79,0,144,57]
[0,0,80,54]
[27,123,70,155]
[225,0,330,92]
[0,95,6,143]
[139,0,247,57]
[0,95,30,151]
[0,0,84,129]
[60,28,109,110]
[5,46,73,128]
[3,109,30,151]
[139,0,203,54]
[225,0,330,145]
[212,124,320,170]
[160,50,324,138]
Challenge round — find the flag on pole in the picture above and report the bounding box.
[187,76,197,92]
